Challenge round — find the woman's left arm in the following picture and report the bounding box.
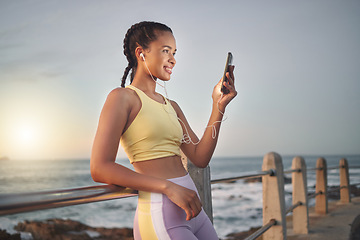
[173,66,237,168]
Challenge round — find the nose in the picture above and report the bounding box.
[169,54,176,66]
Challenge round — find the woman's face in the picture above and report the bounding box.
[143,31,177,81]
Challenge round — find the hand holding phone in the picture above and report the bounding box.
[221,52,233,94]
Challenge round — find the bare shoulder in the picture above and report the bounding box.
[102,87,139,114]
[108,87,135,100]
[169,99,185,117]
[107,87,138,104]
[169,99,180,110]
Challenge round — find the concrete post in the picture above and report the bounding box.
[339,158,351,203]
[181,151,213,222]
[291,156,309,234]
[315,157,328,214]
[262,152,287,240]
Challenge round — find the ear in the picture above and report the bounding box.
[135,47,145,61]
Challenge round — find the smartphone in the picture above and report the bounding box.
[221,52,233,94]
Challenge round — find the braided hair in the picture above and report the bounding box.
[121,21,173,87]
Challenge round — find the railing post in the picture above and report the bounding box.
[315,157,328,214]
[262,152,287,240]
[339,158,351,203]
[291,156,309,234]
[181,151,213,222]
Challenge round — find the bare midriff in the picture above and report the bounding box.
[133,155,187,180]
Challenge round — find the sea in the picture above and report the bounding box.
[0,154,359,239]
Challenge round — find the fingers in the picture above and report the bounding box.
[226,65,235,87]
[212,65,237,105]
[225,72,236,95]
[228,65,235,83]
[185,192,202,220]
[167,184,202,221]
[184,208,193,221]
[219,65,235,94]
[190,196,202,219]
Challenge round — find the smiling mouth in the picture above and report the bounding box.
[164,66,173,74]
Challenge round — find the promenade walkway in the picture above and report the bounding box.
[287,197,360,240]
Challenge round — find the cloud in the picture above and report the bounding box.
[0,62,65,83]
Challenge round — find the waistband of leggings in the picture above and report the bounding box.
[166,172,190,183]
[138,173,192,202]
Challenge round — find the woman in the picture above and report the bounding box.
[91,21,237,240]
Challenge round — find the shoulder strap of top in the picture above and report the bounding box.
[126,85,169,105]
[126,85,142,95]
[125,85,147,102]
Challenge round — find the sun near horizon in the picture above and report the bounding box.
[0,101,97,161]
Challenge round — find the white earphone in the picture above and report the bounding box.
[138,50,227,145]
[140,53,145,61]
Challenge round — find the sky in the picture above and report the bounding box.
[0,0,359,160]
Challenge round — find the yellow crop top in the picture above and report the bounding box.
[120,85,183,164]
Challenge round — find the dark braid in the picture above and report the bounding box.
[121,21,172,87]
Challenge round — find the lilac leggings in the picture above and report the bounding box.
[134,173,218,240]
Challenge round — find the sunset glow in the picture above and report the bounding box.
[15,123,39,147]
[1,1,359,160]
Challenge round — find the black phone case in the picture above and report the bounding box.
[221,52,232,94]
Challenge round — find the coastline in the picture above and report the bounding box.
[0,218,259,240]
[1,156,359,239]
[2,185,359,240]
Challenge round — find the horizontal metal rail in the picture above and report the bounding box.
[244,219,277,240]
[327,166,342,170]
[308,191,323,199]
[284,165,344,174]
[0,185,138,216]
[0,164,358,222]
[327,186,341,193]
[306,182,360,200]
[286,201,303,214]
[283,168,301,174]
[307,167,321,171]
[210,169,274,184]
[283,163,358,174]
[0,169,275,216]
[306,164,359,171]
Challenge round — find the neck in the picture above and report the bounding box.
[132,65,167,93]
[131,69,157,92]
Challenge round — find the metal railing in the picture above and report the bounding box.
[244,219,277,240]
[0,170,276,217]
[0,154,359,240]
[210,169,274,184]
[209,155,359,239]
[0,185,138,216]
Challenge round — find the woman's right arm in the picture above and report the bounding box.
[90,88,202,220]
[91,88,168,192]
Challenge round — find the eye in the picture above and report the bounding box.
[163,49,170,53]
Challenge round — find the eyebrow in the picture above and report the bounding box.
[163,45,177,52]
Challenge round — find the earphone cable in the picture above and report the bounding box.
[143,58,228,145]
